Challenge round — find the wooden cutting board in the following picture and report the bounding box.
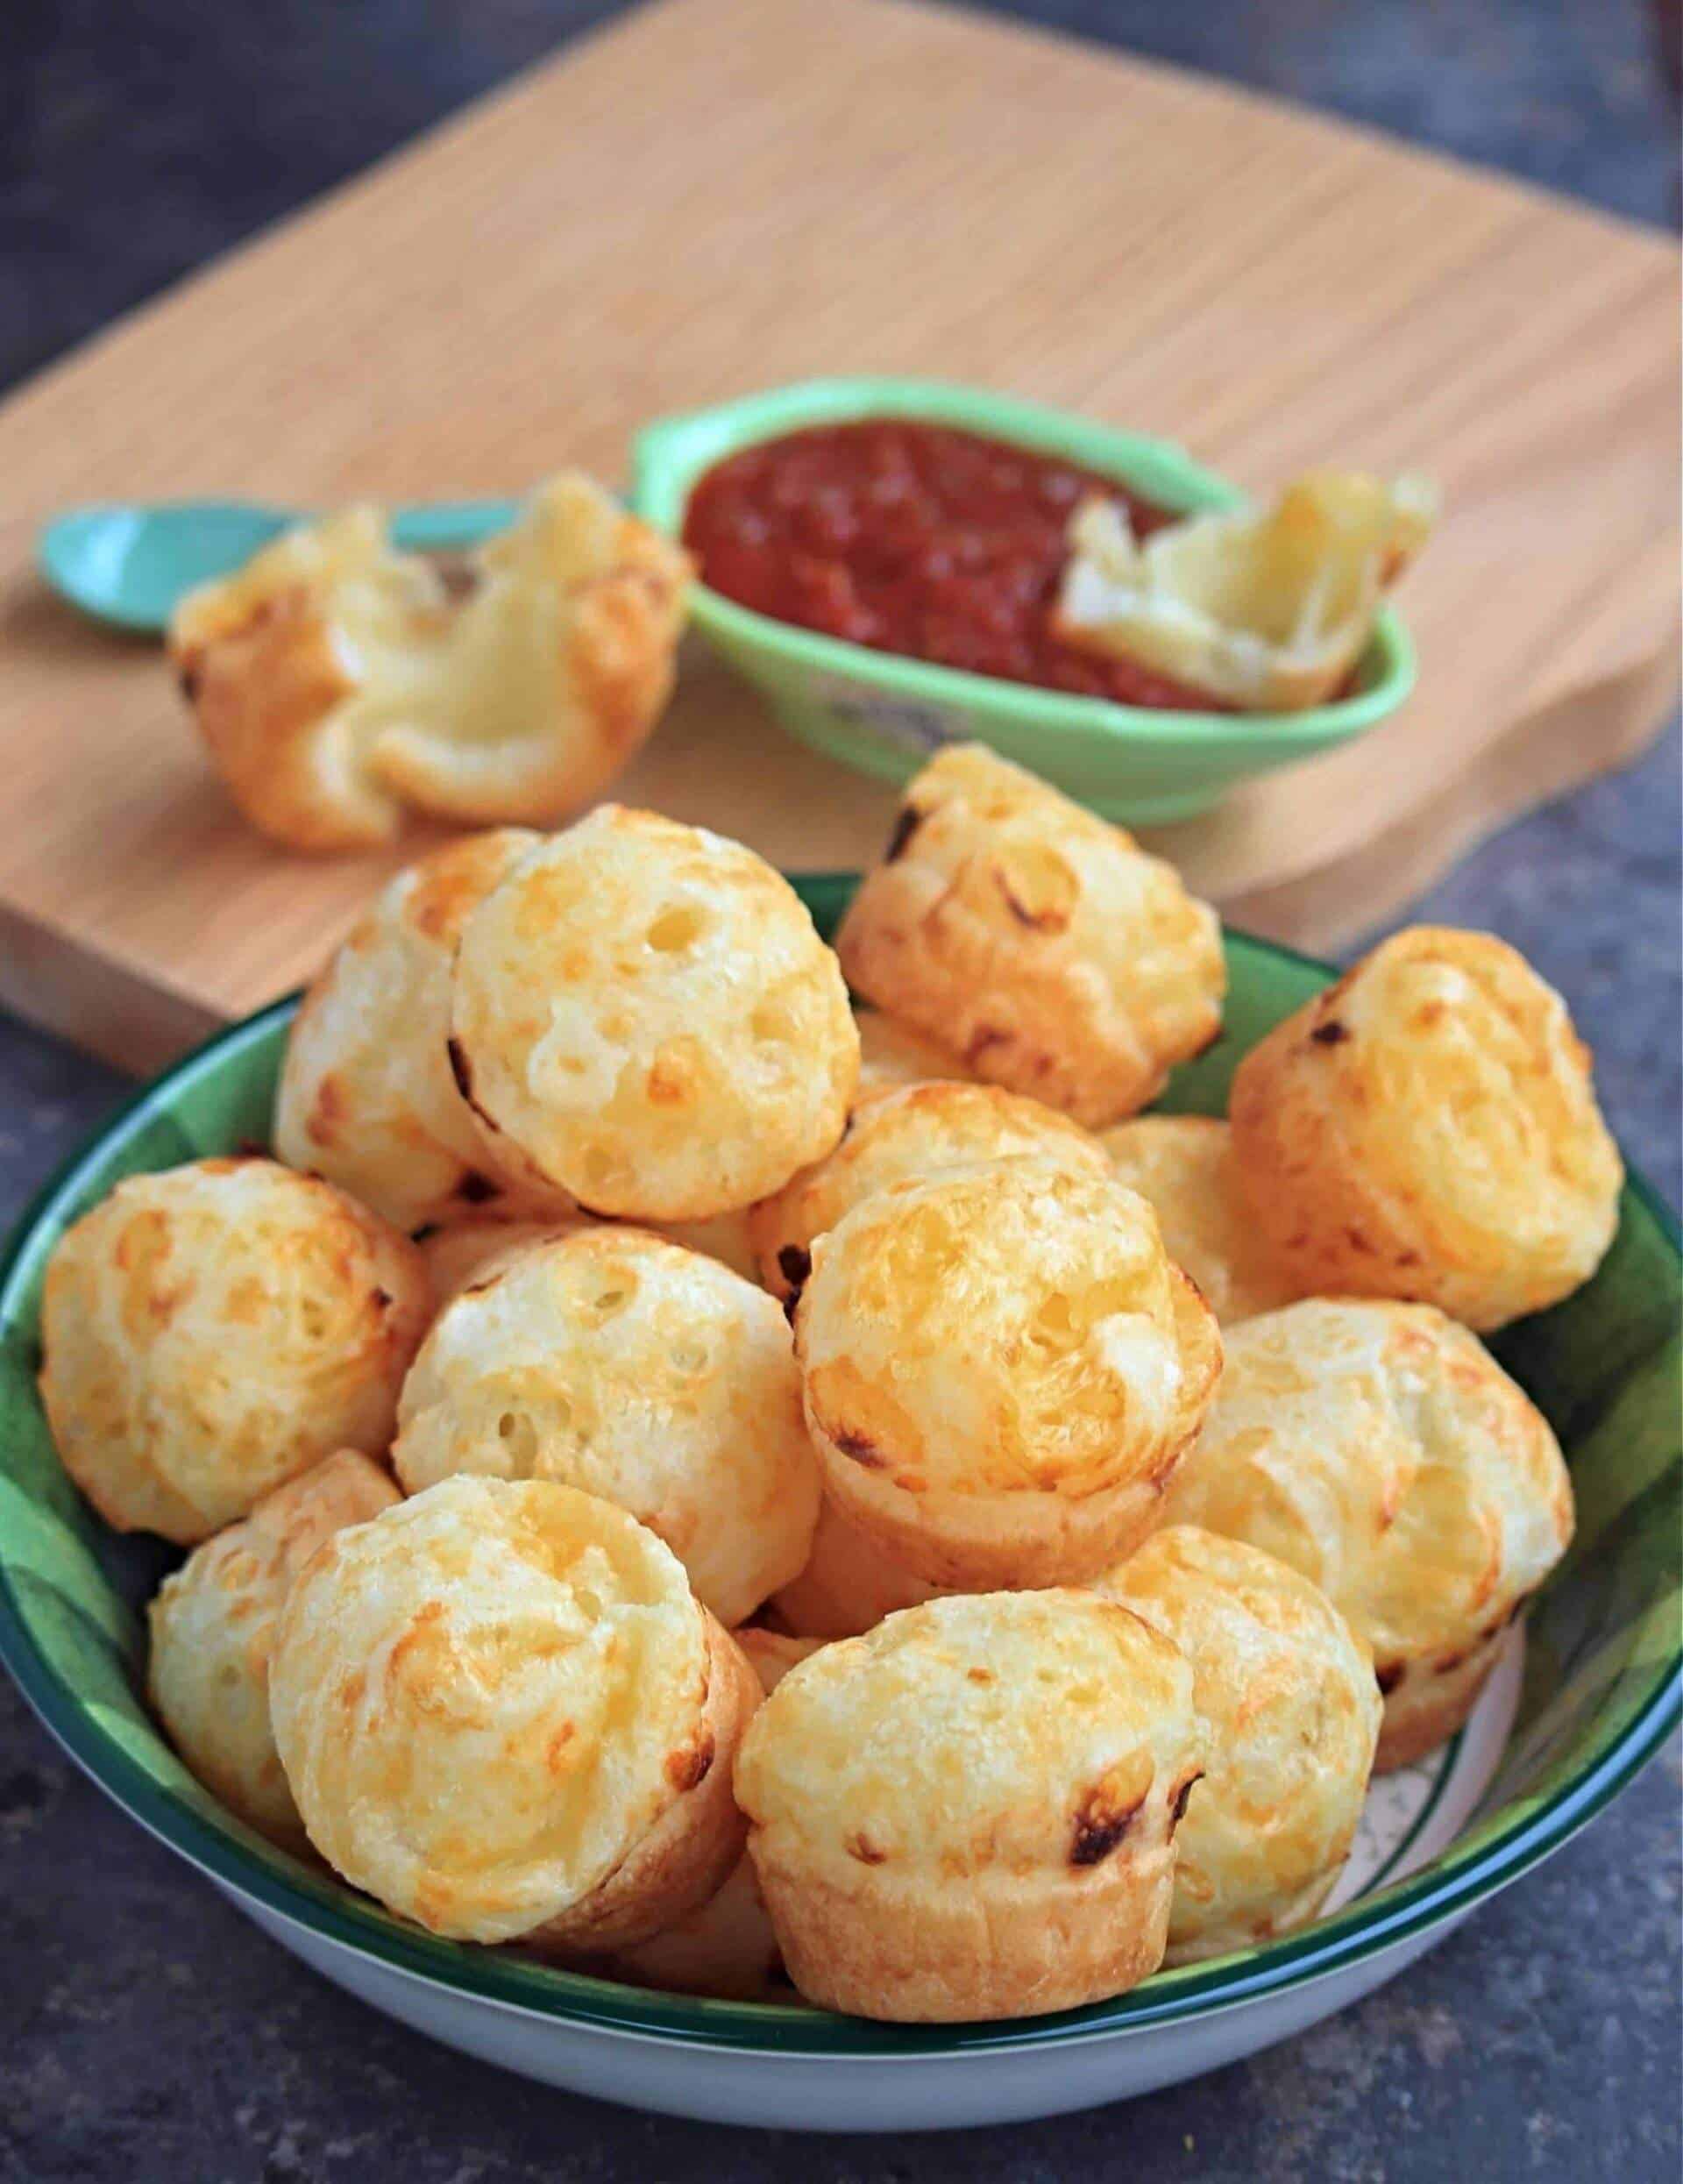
[0,0,1675,1074]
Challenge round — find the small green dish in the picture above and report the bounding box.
[632,378,1417,824]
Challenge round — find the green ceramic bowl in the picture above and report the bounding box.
[631,379,1417,824]
[0,892,1675,2130]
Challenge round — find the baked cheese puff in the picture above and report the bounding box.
[796,1157,1223,1589]
[39,1158,429,1543]
[750,1078,1108,1305]
[268,1476,759,1948]
[418,1204,758,1315]
[735,1590,1204,2021]
[1101,1115,1298,1326]
[274,828,548,1229]
[853,1007,973,1096]
[595,1629,824,2001]
[834,744,1225,1128]
[1095,1526,1380,1962]
[416,1215,589,1312]
[770,1497,945,1641]
[450,806,859,1220]
[1229,927,1623,1332]
[1161,1299,1574,1769]
[146,1450,400,1849]
[394,1228,819,1626]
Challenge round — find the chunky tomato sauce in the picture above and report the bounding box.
[682,418,1230,710]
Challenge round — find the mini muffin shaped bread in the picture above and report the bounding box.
[834,743,1225,1128]
[1161,1298,1574,1769]
[1102,1115,1298,1326]
[39,1158,429,1542]
[751,1078,1109,1305]
[591,1629,823,2001]
[415,1206,759,1313]
[274,828,546,1229]
[796,1157,1223,1589]
[1095,1526,1381,1963]
[394,1228,820,1626]
[268,1476,758,1948]
[449,806,859,1220]
[770,1496,946,1642]
[853,1008,974,1095]
[168,473,692,852]
[147,1450,400,1848]
[1228,926,1623,1332]
[735,1590,1204,2021]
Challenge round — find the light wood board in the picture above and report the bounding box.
[0,0,1675,1074]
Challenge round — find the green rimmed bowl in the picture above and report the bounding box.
[0,888,1675,2132]
[631,379,1417,824]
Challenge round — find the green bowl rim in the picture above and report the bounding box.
[0,908,1675,2060]
[631,375,1417,752]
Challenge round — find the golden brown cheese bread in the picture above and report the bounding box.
[834,744,1225,1127]
[796,1156,1223,1588]
[39,1158,429,1542]
[394,1228,819,1627]
[1101,1115,1298,1326]
[273,829,548,1229]
[769,1496,945,1641]
[268,1476,757,1948]
[750,1078,1108,1305]
[735,1590,1204,2021]
[1095,1526,1381,1962]
[853,1008,974,1096]
[1161,1298,1574,1769]
[1056,471,1434,712]
[168,475,691,852]
[415,1214,589,1312]
[1229,926,1623,1331]
[146,1451,400,1849]
[449,806,859,1220]
[588,1628,824,2001]
[415,1202,757,1315]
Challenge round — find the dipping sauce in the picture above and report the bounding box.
[681,418,1232,710]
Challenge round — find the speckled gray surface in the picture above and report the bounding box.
[3,3,1679,2176]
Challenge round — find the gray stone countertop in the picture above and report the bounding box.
[3,3,1678,2177]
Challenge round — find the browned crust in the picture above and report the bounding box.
[751,1832,1175,2022]
[526,1615,758,1954]
[1373,1624,1509,1773]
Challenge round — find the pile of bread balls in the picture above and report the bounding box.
[37,743,1622,2024]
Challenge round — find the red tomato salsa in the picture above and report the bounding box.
[681,418,1231,710]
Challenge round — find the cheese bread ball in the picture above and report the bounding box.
[1229,927,1623,1331]
[596,1629,823,2001]
[797,1157,1222,1589]
[1102,1116,1298,1326]
[269,1476,758,1948]
[450,806,859,1220]
[751,1078,1108,1305]
[394,1228,819,1626]
[854,1008,973,1095]
[146,1451,400,1849]
[417,1203,757,1315]
[1095,1526,1380,1962]
[835,744,1225,1128]
[736,1590,1204,2020]
[416,1214,589,1312]
[1161,1299,1573,1769]
[168,475,691,852]
[770,1497,945,1641]
[39,1158,429,1543]
[274,828,546,1229]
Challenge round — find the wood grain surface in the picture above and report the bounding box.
[0,0,1675,1073]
